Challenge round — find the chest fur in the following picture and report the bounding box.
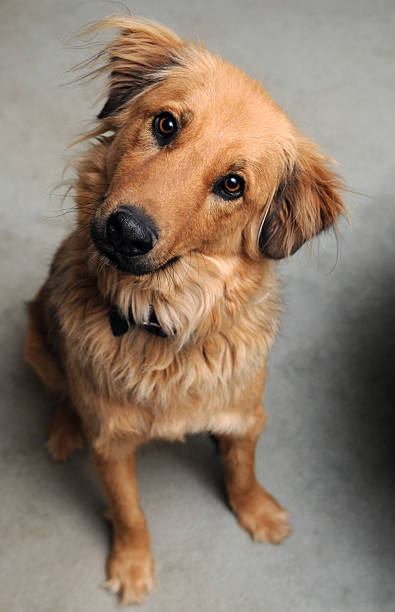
[49,235,280,443]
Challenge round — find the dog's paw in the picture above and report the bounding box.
[104,547,154,605]
[46,428,84,462]
[46,406,84,462]
[231,485,292,544]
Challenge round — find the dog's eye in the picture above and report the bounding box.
[153,112,178,145]
[213,174,245,200]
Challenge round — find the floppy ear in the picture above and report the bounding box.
[259,138,346,259]
[87,16,183,119]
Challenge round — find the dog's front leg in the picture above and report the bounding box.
[92,449,154,605]
[219,405,292,544]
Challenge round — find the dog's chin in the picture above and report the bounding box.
[95,245,179,276]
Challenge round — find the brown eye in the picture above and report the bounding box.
[153,112,178,145]
[158,116,175,134]
[224,176,242,193]
[213,174,245,200]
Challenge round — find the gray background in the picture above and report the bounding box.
[1,1,394,611]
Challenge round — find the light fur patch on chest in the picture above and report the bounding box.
[149,409,255,441]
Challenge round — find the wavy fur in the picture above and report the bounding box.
[25,15,346,604]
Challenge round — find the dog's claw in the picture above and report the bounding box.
[103,577,121,593]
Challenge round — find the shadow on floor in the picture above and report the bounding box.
[318,252,395,598]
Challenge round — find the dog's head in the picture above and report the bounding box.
[79,16,345,277]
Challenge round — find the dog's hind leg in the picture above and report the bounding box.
[25,288,66,395]
[46,400,85,462]
[218,403,292,544]
[25,287,84,461]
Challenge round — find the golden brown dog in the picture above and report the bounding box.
[25,16,345,604]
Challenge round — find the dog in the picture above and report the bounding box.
[24,15,346,605]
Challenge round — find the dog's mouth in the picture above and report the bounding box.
[100,248,180,276]
[90,221,179,276]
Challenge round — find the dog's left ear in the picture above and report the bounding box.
[259,138,346,259]
[91,17,183,120]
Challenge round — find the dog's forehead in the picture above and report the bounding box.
[148,53,295,158]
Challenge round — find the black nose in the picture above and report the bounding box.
[106,206,158,256]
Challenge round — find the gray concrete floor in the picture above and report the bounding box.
[1,1,395,611]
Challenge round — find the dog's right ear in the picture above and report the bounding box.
[86,17,183,119]
[258,137,346,259]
